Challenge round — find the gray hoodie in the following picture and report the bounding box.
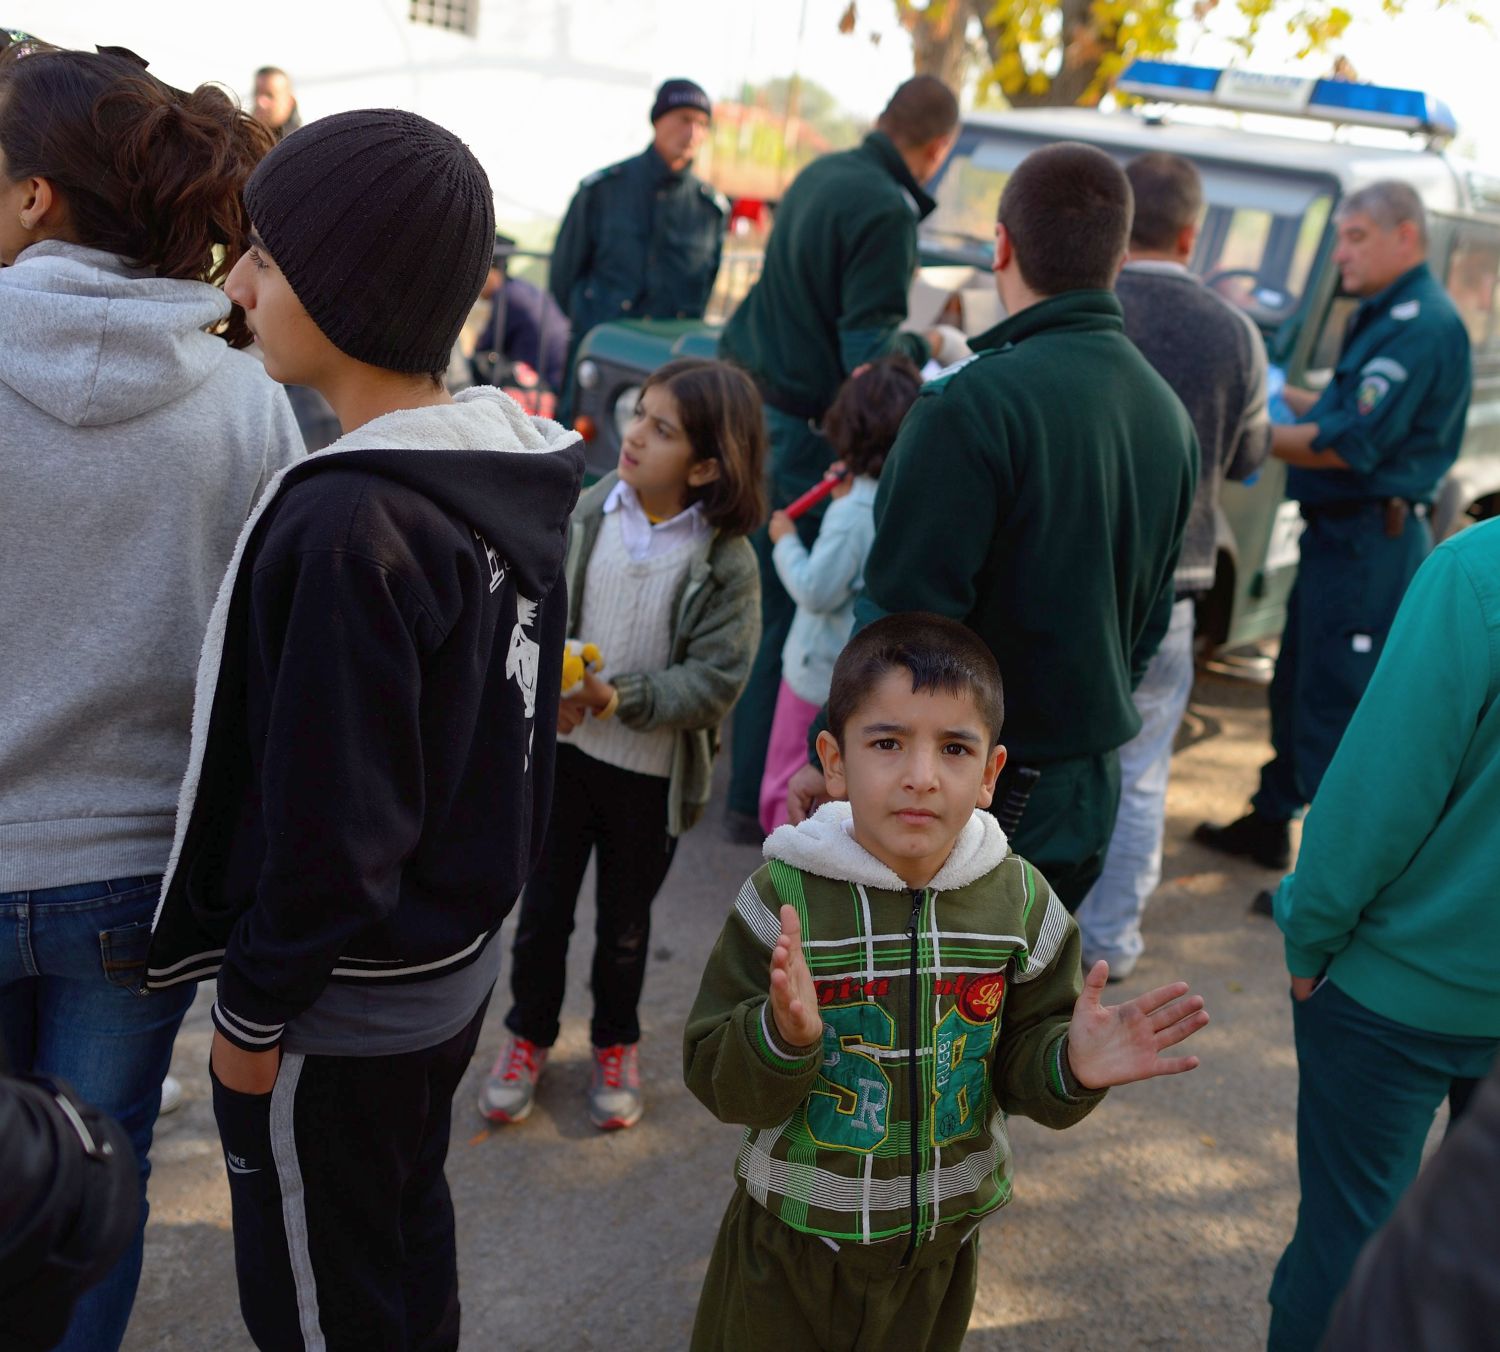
[0,241,302,891]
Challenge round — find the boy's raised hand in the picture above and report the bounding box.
[769,905,822,1048]
[1066,961,1208,1090]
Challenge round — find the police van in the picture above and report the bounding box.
[568,61,1500,650]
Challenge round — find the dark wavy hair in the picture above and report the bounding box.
[823,355,922,481]
[0,44,274,347]
[640,358,768,537]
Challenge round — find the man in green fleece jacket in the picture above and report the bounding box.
[1265,519,1500,1352]
[686,614,1209,1350]
[789,142,1198,907]
[720,74,961,836]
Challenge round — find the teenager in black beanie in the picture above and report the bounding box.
[145,107,585,1351]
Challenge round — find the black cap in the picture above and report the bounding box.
[650,78,711,124]
[244,108,495,375]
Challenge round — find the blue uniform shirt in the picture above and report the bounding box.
[1290,263,1471,508]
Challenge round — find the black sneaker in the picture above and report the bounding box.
[1193,812,1291,870]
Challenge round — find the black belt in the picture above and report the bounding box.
[1300,497,1428,523]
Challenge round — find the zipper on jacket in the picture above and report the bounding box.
[901,887,924,1268]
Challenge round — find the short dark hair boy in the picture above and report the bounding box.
[146,108,585,1348]
[1125,151,1203,252]
[685,612,1208,1351]
[997,140,1133,294]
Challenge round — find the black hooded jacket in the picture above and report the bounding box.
[146,390,584,1052]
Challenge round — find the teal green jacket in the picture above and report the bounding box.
[720,133,932,419]
[1292,263,1471,508]
[853,290,1199,765]
[1275,518,1500,1037]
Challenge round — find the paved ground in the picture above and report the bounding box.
[123,668,1436,1351]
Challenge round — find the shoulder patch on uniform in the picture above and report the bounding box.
[899,187,921,218]
[920,353,980,392]
[699,183,730,214]
[1361,357,1408,383]
[580,163,625,188]
[1390,299,1421,321]
[1356,373,1392,416]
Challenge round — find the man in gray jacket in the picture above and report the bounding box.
[1075,152,1271,978]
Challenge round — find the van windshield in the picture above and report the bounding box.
[924,128,1336,331]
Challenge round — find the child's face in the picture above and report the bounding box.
[817,671,1006,890]
[224,230,340,387]
[618,382,718,517]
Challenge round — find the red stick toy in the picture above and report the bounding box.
[783,465,850,520]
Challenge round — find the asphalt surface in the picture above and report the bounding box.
[124,669,1440,1350]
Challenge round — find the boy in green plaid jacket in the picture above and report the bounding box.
[684,614,1209,1350]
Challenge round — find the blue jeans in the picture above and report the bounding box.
[0,876,196,1352]
[1076,598,1196,974]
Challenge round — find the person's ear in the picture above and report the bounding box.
[686,456,721,489]
[816,730,848,802]
[1396,219,1421,255]
[1176,221,1197,261]
[975,743,1007,809]
[16,176,60,232]
[993,222,1014,277]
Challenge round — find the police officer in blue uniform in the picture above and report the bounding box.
[549,78,728,419]
[1199,180,1472,879]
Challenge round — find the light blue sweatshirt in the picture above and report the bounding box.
[772,476,878,704]
[1274,518,1500,1037]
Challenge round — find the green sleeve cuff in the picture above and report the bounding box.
[1283,941,1330,980]
[1048,1034,1105,1104]
[611,671,650,727]
[754,1003,822,1075]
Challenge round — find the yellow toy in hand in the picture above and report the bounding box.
[561,640,604,698]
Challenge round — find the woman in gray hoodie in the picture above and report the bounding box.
[0,42,301,1352]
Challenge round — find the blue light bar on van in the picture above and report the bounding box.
[1117,60,1457,140]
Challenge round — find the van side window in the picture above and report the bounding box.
[1445,225,1500,360]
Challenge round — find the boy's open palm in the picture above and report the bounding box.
[769,905,822,1048]
[1066,961,1209,1090]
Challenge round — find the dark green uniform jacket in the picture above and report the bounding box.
[1293,262,1471,508]
[853,290,1199,765]
[685,803,1103,1248]
[720,132,933,420]
[549,145,727,340]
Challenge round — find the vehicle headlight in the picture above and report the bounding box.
[613,385,642,440]
[575,360,600,392]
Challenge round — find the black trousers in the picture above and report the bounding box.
[506,744,677,1049]
[212,997,490,1352]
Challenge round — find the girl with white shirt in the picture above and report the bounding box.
[480,359,765,1130]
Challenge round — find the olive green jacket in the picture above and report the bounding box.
[684,803,1104,1246]
[565,474,759,835]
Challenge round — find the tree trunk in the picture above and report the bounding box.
[906,0,985,94]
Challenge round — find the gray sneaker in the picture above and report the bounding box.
[478,1036,547,1124]
[588,1044,642,1130]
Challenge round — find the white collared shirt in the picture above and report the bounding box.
[603,478,711,562]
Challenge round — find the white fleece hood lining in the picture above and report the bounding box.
[763,800,1009,893]
[150,388,581,934]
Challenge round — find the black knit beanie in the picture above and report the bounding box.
[650,78,711,124]
[244,108,495,375]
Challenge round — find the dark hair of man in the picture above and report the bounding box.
[997,142,1133,296]
[1124,152,1202,252]
[0,44,274,348]
[640,358,769,537]
[828,612,1005,749]
[254,66,289,82]
[875,75,958,149]
[824,355,922,480]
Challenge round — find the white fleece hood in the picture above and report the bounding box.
[764,800,1009,893]
[0,241,235,427]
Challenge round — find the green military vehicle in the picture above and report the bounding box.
[567,61,1500,651]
